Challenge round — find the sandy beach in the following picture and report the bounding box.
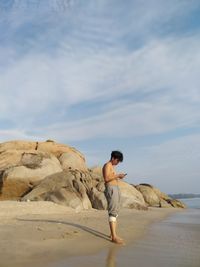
[0,201,179,267]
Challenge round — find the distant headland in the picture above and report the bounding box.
[169,193,200,199]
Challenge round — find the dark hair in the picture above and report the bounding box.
[111,151,123,162]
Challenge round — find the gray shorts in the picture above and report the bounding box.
[104,184,121,218]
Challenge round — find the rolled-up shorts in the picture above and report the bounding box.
[104,184,121,219]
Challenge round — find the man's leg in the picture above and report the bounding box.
[106,186,125,244]
[109,217,124,244]
[114,220,123,241]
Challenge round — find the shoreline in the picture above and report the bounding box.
[0,201,181,267]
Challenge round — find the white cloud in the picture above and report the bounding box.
[0,0,200,194]
[0,129,39,141]
[0,33,200,140]
[127,133,200,193]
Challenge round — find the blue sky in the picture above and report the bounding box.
[0,0,200,194]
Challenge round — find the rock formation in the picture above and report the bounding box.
[0,140,86,200]
[0,140,185,210]
[119,181,148,210]
[136,184,161,207]
[22,170,92,212]
[136,183,186,208]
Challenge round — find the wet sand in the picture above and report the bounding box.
[58,208,200,267]
[0,201,178,267]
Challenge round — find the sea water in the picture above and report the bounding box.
[179,197,200,209]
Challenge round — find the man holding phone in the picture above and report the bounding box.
[103,150,127,245]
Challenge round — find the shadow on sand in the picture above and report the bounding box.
[17,218,111,242]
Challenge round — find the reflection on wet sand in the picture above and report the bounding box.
[106,245,121,267]
[55,209,200,267]
[105,209,200,267]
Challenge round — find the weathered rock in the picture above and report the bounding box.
[88,166,103,187]
[0,176,32,200]
[167,199,186,208]
[0,141,185,210]
[159,199,172,208]
[89,187,107,210]
[136,184,161,207]
[21,152,44,168]
[89,166,103,176]
[88,181,147,211]
[0,150,23,171]
[0,140,87,200]
[59,152,87,172]
[0,140,85,163]
[136,183,185,208]
[119,182,147,210]
[0,153,62,200]
[96,181,105,192]
[22,170,92,211]
[0,141,37,152]
[87,181,106,210]
[37,141,85,159]
[151,186,171,201]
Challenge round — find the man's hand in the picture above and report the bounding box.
[118,173,127,179]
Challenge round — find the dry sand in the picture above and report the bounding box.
[0,201,179,267]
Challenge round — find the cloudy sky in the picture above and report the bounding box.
[0,0,200,194]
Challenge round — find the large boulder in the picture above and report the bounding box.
[0,140,84,158]
[119,182,147,210]
[0,152,62,200]
[0,140,86,165]
[59,152,87,171]
[0,141,36,152]
[151,186,171,201]
[88,186,107,210]
[136,184,161,207]
[88,166,104,187]
[159,199,173,208]
[0,140,87,200]
[166,199,186,208]
[0,141,186,210]
[0,150,25,171]
[136,183,185,208]
[89,166,103,176]
[88,167,147,210]
[88,181,147,211]
[151,186,174,208]
[22,170,92,211]
[37,141,85,160]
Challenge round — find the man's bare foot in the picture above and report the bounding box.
[109,235,124,242]
[111,237,125,245]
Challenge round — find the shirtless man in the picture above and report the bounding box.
[103,151,127,245]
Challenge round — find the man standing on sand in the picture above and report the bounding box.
[103,151,127,245]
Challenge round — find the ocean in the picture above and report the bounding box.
[179,197,200,209]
